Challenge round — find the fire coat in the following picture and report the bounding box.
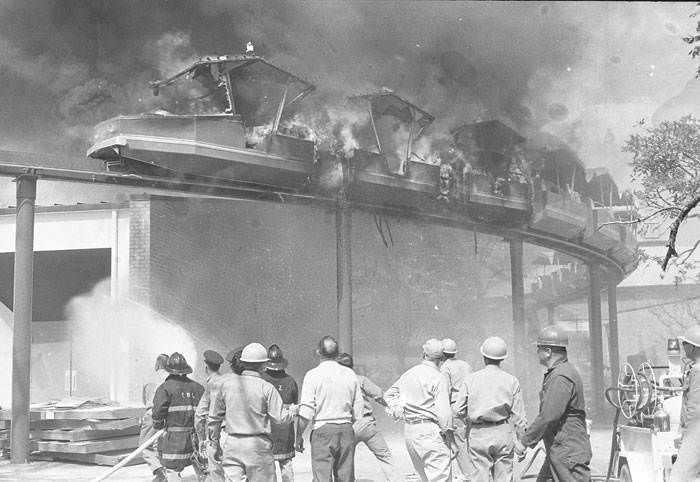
[152,374,205,472]
[521,359,592,480]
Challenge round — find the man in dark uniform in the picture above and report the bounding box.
[152,352,205,481]
[521,325,592,482]
[262,344,299,482]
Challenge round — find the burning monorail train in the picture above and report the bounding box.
[87,54,637,269]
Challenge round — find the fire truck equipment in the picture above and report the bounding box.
[603,339,686,482]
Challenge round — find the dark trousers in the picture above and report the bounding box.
[536,453,591,482]
[310,423,355,482]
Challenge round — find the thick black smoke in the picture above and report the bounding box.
[0,0,587,154]
[0,0,694,190]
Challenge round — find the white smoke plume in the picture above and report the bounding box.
[66,279,197,404]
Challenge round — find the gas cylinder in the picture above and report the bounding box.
[653,404,671,432]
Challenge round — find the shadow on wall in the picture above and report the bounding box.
[65,278,197,404]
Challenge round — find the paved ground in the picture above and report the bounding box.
[0,428,615,481]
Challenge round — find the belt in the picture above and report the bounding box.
[227,432,269,438]
[404,418,437,425]
[471,419,508,427]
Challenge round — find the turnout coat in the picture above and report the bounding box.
[522,359,592,480]
[152,374,205,471]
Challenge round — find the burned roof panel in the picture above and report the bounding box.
[151,55,315,107]
[349,91,435,130]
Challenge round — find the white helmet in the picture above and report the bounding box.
[442,338,458,354]
[480,337,508,360]
[240,343,269,363]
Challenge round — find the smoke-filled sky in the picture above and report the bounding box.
[0,1,698,204]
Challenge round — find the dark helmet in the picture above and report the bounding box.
[535,325,569,348]
[337,352,354,369]
[165,352,193,375]
[266,344,288,371]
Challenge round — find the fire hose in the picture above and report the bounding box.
[91,428,165,482]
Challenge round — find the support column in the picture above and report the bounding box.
[11,175,37,464]
[607,280,620,385]
[588,263,605,421]
[510,240,526,374]
[336,197,352,353]
[547,304,555,324]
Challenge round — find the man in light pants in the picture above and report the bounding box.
[671,325,700,481]
[386,338,454,482]
[441,338,474,481]
[337,352,402,482]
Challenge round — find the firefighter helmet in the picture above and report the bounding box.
[535,325,569,347]
[165,352,193,375]
[240,343,269,363]
[442,338,458,354]
[679,325,700,348]
[480,336,508,360]
[266,344,288,370]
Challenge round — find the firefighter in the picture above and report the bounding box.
[261,344,299,482]
[139,353,169,482]
[465,337,527,482]
[152,352,205,481]
[208,342,297,481]
[521,325,592,482]
[670,325,700,481]
[385,338,454,482]
[440,338,473,481]
[337,352,402,482]
[194,349,226,482]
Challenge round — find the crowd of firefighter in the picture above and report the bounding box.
[139,325,596,482]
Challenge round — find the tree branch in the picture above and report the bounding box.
[677,238,700,265]
[663,194,700,270]
[595,207,680,230]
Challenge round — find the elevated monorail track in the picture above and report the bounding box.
[0,149,629,281]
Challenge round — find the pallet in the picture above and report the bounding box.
[34,450,145,467]
[29,417,140,431]
[0,406,145,421]
[31,435,139,454]
[31,424,140,442]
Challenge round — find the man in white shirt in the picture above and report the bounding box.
[385,338,455,482]
[296,336,363,482]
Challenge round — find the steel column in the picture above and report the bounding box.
[10,175,37,464]
[510,239,526,373]
[607,280,620,385]
[336,197,352,353]
[588,263,605,420]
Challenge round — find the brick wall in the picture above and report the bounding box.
[128,194,530,417]
[129,195,152,305]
